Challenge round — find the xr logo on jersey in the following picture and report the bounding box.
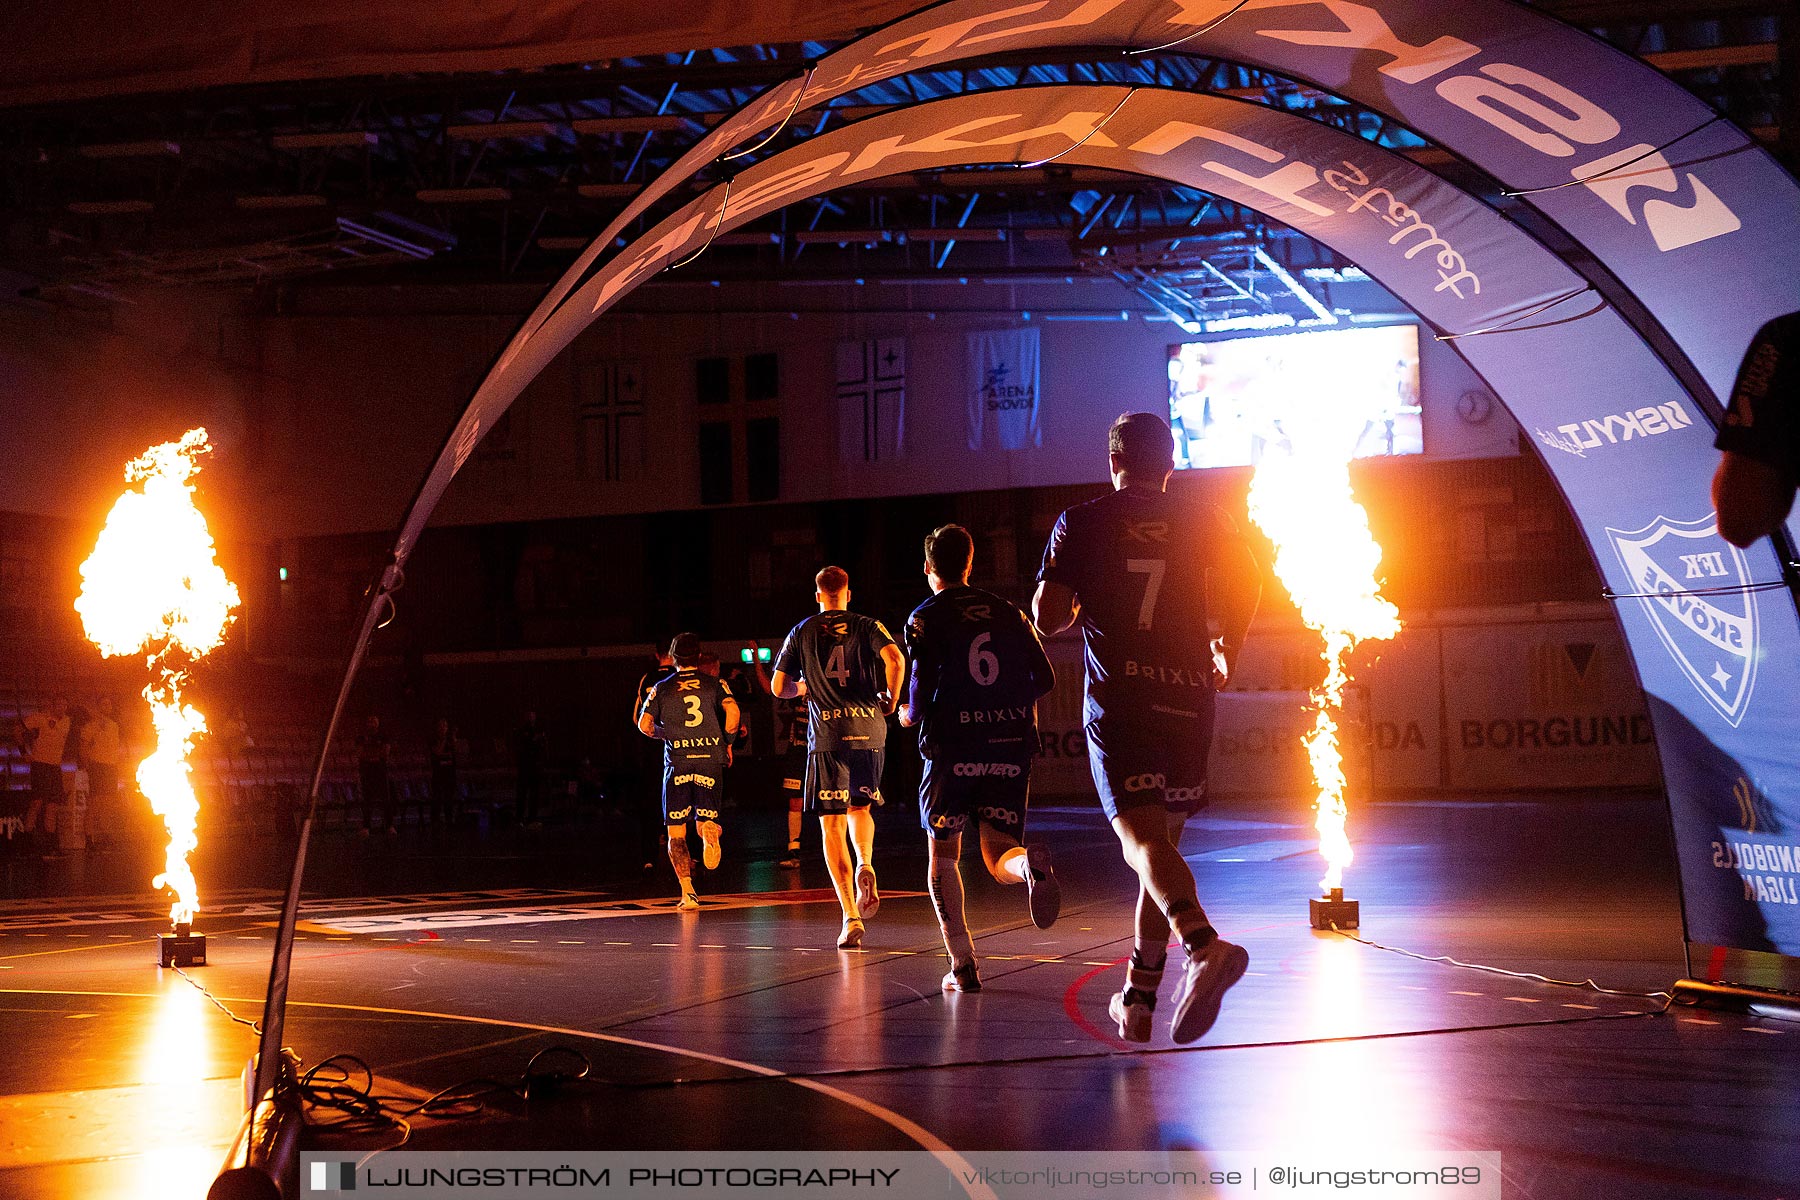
[1125,521,1169,544]
[678,678,701,691]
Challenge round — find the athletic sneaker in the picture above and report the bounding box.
[1108,988,1154,1043]
[676,891,700,911]
[942,962,982,993]
[1169,936,1249,1044]
[778,850,801,869]
[1024,843,1060,929]
[855,864,880,919]
[837,918,865,949]
[700,825,722,871]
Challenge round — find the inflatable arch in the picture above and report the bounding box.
[247,7,1800,1117]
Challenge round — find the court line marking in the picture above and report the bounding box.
[0,986,996,1200]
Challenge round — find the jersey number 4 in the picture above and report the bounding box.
[824,645,852,686]
[1126,559,1165,630]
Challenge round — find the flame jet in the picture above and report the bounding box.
[1247,400,1400,892]
[76,429,240,927]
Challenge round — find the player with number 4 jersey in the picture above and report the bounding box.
[900,524,1058,993]
[772,566,905,948]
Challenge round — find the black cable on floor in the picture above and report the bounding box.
[1326,922,1677,1003]
[295,1044,594,1161]
[174,965,263,1033]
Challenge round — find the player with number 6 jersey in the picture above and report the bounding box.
[900,524,1058,993]
[772,565,906,948]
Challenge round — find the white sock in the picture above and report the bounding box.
[929,850,976,968]
[996,846,1030,883]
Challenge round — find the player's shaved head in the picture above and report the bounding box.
[924,524,974,583]
[816,565,850,598]
[1109,411,1175,477]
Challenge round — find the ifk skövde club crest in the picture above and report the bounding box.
[1605,514,1759,727]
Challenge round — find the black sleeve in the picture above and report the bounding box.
[1018,607,1056,699]
[1716,314,1800,478]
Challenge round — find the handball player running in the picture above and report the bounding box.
[771,566,905,948]
[899,524,1058,993]
[1033,413,1260,1043]
[638,632,740,909]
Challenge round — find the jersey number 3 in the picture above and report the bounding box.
[683,695,704,727]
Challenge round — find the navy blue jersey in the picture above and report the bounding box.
[1717,311,1800,479]
[904,585,1054,758]
[640,668,735,771]
[775,610,896,752]
[1037,487,1246,723]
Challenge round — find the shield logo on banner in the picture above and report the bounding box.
[1606,515,1759,727]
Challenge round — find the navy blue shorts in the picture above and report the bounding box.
[804,749,884,814]
[1086,697,1215,822]
[919,752,1031,841]
[663,766,723,825]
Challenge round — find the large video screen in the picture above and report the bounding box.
[1167,325,1422,470]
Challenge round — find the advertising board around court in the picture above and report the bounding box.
[1033,606,1658,799]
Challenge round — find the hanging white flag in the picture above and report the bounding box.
[967,327,1041,451]
[836,337,906,463]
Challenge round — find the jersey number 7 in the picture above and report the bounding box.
[1126,558,1165,630]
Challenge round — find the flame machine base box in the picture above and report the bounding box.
[1309,891,1360,931]
[158,931,206,968]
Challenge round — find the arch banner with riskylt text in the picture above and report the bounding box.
[246,0,1800,1122]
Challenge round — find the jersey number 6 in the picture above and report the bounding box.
[968,632,1000,686]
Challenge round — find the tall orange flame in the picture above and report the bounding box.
[1247,417,1399,892]
[76,429,239,927]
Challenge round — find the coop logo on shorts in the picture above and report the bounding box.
[309,1160,357,1191]
[1606,514,1759,726]
[1124,773,1166,793]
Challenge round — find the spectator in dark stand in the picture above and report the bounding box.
[429,718,460,829]
[514,710,548,829]
[356,715,394,836]
[20,696,71,846]
[79,696,125,848]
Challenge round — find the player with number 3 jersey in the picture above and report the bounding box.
[638,632,740,910]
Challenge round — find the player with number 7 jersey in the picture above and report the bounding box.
[1035,412,1260,1047]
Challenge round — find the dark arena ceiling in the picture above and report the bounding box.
[0,0,1790,325]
